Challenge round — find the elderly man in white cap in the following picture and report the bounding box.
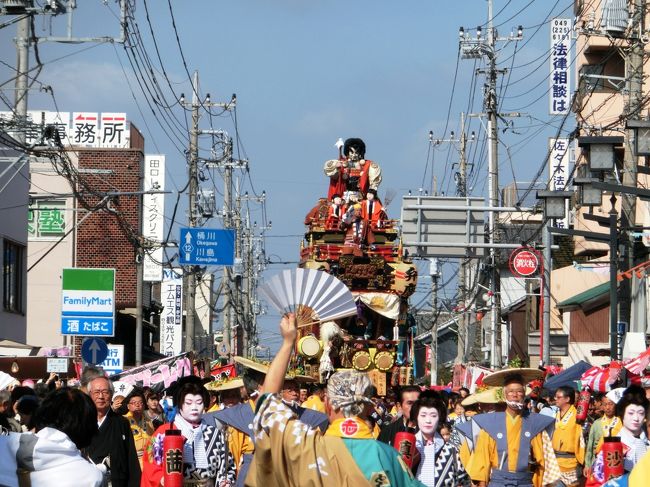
[246,313,421,486]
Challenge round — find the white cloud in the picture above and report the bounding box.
[36,60,134,111]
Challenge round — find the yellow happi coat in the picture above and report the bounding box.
[301,394,326,413]
[467,412,560,487]
[552,405,586,472]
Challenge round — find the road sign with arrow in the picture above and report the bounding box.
[81,338,109,365]
[178,228,235,266]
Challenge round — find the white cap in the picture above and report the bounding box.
[606,387,626,404]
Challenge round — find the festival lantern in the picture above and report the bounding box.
[575,387,591,423]
[602,434,624,481]
[394,429,417,468]
[163,429,184,487]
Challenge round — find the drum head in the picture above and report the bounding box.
[298,336,322,358]
[352,351,371,371]
[374,351,395,372]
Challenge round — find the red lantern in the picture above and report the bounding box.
[575,388,591,423]
[163,429,184,487]
[602,435,624,481]
[393,430,417,468]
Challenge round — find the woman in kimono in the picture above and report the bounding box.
[411,393,469,487]
[588,385,649,486]
[141,376,236,487]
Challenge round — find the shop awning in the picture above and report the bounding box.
[556,281,610,311]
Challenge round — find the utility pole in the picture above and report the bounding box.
[460,1,522,368]
[454,112,474,364]
[429,258,439,385]
[619,0,645,347]
[180,72,235,354]
[542,223,551,365]
[14,13,30,144]
[222,139,234,355]
[182,71,200,354]
[238,192,267,357]
[485,1,501,370]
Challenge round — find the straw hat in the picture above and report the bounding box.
[284,373,317,383]
[482,368,544,387]
[234,356,269,375]
[206,378,244,392]
[234,356,314,383]
[462,387,505,406]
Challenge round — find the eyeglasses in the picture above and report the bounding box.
[129,400,144,406]
[91,389,112,397]
[505,389,525,396]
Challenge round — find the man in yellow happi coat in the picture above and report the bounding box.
[467,368,561,487]
[551,386,585,486]
[301,383,326,413]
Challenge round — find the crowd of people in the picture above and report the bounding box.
[2,315,650,486]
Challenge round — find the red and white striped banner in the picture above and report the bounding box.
[580,365,612,392]
[623,347,650,375]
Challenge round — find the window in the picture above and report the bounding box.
[3,239,25,313]
[579,51,625,94]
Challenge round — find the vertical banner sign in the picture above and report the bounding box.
[143,155,166,282]
[161,269,183,357]
[549,138,571,227]
[550,18,571,115]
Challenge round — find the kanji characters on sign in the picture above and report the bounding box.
[549,18,571,115]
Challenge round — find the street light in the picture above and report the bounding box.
[536,191,573,219]
[626,120,650,156]
[536,190,573,365]
[578,136,623,172]
[574,177,602,206]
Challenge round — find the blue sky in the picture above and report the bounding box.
[1,0,576,351]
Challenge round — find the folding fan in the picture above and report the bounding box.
[259,268,357,327]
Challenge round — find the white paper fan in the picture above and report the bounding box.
[259,268,357,325]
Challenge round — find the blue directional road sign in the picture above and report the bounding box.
[179,228,235,266]
[82,338,109,365]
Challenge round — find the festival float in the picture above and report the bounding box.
[289,137,419,393]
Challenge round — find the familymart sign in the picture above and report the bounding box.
[61,268,115,337]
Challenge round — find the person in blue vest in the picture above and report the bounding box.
[467,368,561,487]
[208,356,328,486]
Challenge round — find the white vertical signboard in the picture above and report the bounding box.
[549,138,570,228]
[161,269,183,357]
[550,18,571,115]
[142,155,166,282]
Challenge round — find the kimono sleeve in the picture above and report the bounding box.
[248,394,324,487]
[141,427,166,487]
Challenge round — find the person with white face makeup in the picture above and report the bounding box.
[613,386,648,474]
[410,393,469,487]
[588,386,650,486]
[141,376,235,487]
